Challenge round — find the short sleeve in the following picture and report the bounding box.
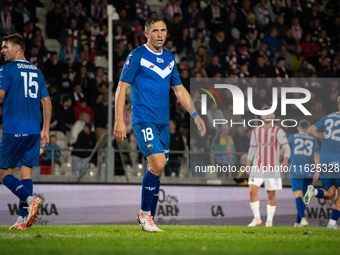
[0,66,10,92]
[277,128,288,145]
[313,138,320,153]
[120,51,142,85]
[313,116,325,133]
[171,61,182,86]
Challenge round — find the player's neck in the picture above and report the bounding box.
[12,53,26,62]
[146,42,162,53]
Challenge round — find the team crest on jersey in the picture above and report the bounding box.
[168,64,172,71]
[147,143,153,150]
[124,58,132,69]
[157,57,164,63]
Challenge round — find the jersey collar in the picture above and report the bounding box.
[144,44,163,55]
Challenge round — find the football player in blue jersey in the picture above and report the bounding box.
[304,96,340,229]
[288,120,319,227]
[114,17,206,231]
[0,34,51,230]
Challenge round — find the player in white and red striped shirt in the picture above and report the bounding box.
[246,106,291,227]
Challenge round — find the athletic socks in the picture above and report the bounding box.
[329,209,340,225]
[19,179,33,217]
[141,170,159,212]
[2,175,32,202]
[151,180,160,219]
[295,197,305,220]
[250,201,261,221]
[314,188,324,198]
[267,204,276,222]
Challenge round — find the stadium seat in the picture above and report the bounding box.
[36,7,47,16]
[95,56,108,69]
[36,13,46,25]
[44,39,62,54]
[40,0,53,12]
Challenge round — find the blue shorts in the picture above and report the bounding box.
[319,162,340,190]
[291,176,313,193]
[132,122,170,164]
[0,134,40,169]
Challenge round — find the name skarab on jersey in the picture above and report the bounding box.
[249,125,288,169]
[0,60,49,134]
[119,44,182,126]
[288,132,319,175]
[314,112,340,164]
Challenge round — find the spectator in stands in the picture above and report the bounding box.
[251,56,269,77]
[23,21,35,49]
[93,93,108,148]
[291,17,303,42]
[87,0,103,23]
[55,96,76,133]
[132,23,146,48]
[203,0,224,31]
[272,15,286,38]
[183,0,201,30]
[96,24,109,55]
[224,44,237,74]
[71,83,85,107]
[165,119,185,177]
[71,122,96,176]
[300,32,320,65]
[82,44,95,63]
[59,69,73,93]
[70,112,95,145]
[285,1,303,23]
[280,28,298,54]
[25,45,44,72]
[135,0,150,25]
[60,36,79,69]
[316,58,335,78]
[12,0,31,35]
[73,65,96,99]
[73,97,95,125]
[46,2,65,39]
[241,29,260,54]
[167,13,184,40]
[73,50,96,75]
[232,125,250,162]
[253,0,275,33]
[238,0,252,25]
[213,124,237,177]
[44,52,65,83]
[164,0,182,22]
[262,26,281,55]
[293,59,313,78]
[0,1,15,36]
[192,29,209,52]
[114,24,127,46]
[176,27,192,54]
[272,56,289,84]
[291,44,304,71]
[252,42,271,64]
[207,102,224,132]
[273,45,294,72]
[31,34,48,57]
[304,2,321,28]
[42,135,62,167]
[206,55,224,78]
[318,29,335,55]
[95,67,107,87]
[194,45,210,68]
[210,27,228,57]
[78,21,94,50]
[309,99,326,124]
[68,4,87,30]
[225,11,240,41]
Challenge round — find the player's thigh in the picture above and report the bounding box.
[0,134,28,169]
[265,177,282,191]
[291,177,304,193]
[156,124,170,165]
[132,122,165,160]
[249,171,264,188]
[21,134,41,168]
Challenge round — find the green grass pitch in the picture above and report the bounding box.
[0,225,340,255]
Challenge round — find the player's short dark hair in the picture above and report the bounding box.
[298,119,310,130]
[2,33,25,52]
[144,17,166,31]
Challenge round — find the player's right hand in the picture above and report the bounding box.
[40,130,49,148]
[114,121,127,143]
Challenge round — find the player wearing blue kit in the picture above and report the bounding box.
[0,34,51,230]
[114,18,206,231]
[305,97,340,229]
[288,120,319,227]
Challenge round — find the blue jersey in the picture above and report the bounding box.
[314,112,340,164]
[119,44,182,125]
[0,60,49,134]
[288,132,319,175]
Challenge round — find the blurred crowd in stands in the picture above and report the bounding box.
[0,0,339,177]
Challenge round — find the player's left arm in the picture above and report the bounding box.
[41,96,52,148]
[277,129,291,169]
[171,84,206,137]
[308,125,323,140]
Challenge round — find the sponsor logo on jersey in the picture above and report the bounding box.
[124,58,132,69]
[149,65,155,69]
[147,143,153,150]
[157,57,164,63]
[168,64,172,71]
